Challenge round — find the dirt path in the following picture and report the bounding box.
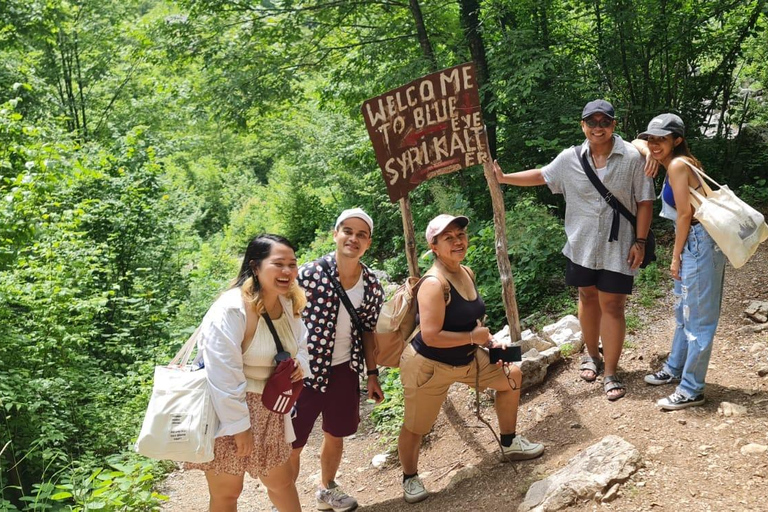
[161,244,768,512]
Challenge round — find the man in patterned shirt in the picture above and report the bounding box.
[289,208,385,512]
[493,100,655,402]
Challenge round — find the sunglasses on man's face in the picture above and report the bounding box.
[583,117,614,128]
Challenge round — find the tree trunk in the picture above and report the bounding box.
[408,0,438,71]
[458,0,497,159]
[73,32,88,140]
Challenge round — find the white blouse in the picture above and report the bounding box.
[197,288,311,438]
[242,313,298,394]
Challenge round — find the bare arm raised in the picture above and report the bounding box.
[492,160,546,187]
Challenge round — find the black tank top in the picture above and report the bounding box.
[412,279,486,366]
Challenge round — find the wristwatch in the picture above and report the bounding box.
[366,368,379,377]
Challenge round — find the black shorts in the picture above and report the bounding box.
[565,259,634,295]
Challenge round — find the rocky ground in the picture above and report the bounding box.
[161,244,768,512]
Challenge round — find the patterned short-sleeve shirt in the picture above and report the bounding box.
[298,252,384,392]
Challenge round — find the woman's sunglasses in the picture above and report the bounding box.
[583,117,614,128]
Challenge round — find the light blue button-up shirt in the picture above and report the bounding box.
[542,135,656,276]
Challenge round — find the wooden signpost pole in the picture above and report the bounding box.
[399,195,420,278]
[482,157,522,342]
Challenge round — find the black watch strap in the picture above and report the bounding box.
[366,368,379,377]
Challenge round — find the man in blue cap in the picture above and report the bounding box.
[493,99,655,401]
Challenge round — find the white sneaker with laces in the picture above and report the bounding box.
[501,436,545,461]
[657,392,705,410]
[316,481,358,512]
[402,475,429,504]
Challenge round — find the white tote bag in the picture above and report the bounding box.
[135,327,218,463]
[683,161,768,268]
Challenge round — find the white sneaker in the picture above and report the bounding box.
[316,481,358,512]
[501,436,545,461]
[402,475,429,504]
[657,392,705,411]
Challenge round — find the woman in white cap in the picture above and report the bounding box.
[397,214,544,504]
[633,114,726,411]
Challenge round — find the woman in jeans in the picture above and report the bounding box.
[633,114,726,410]
[396,214,544,504]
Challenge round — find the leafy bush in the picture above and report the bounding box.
[370,369,404,448]
[15,453,169,512]
[0,108,189,507]
[464,198,567,331]
[739,175,768,207]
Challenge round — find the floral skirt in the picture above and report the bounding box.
[184,392,289,478]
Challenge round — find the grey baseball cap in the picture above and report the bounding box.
[581,99,615,119]
[638,113,685,139]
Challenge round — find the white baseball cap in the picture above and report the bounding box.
[335,208,374,235]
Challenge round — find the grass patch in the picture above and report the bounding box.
[625,312,641,334]
[559,342,575,358]
[369,368,404,450]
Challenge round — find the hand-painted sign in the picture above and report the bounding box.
[361,63,488,203]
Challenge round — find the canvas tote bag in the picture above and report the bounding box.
[135,327,217,463]
[682,160,768,268]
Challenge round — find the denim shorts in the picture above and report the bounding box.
[291,363,360,448]
[565,258,634,295]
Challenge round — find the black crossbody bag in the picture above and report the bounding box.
[574,148,656,268]
[317,257,364,333]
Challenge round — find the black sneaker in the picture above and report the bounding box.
[644,370,680,386]
[657,392,705,410]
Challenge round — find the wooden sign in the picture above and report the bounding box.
[361,63,489,203]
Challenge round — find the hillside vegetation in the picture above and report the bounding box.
[1,1,767,510]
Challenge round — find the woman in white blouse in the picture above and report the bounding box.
[186,234,311,512]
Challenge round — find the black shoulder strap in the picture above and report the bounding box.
[261,313,285,353]
[317,257,364,332]
[574,147,638,239]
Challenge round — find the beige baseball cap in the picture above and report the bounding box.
[425,214,469,243]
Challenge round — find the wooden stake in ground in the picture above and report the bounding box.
[399,195,420,278]
[482,158,521,341]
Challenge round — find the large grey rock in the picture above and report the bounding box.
[518,435,641,512]
[446,465,481,489]
[492,326,561,389]
[515,346,562,389]
[718,402,748,417]
[521,329,556,353]
[541,315,584,353]
[745,300,768,321]
[493,326,555,353]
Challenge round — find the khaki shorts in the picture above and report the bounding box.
[400,344,507,435]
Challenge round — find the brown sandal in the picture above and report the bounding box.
[604,375,627,401]
[579,355,603,382]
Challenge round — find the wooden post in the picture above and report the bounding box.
[399,195,420,278]
[482,160,521,342]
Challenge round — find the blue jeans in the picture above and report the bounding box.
[662,223,726,398]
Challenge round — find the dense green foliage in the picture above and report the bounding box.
[1,0,767,509]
